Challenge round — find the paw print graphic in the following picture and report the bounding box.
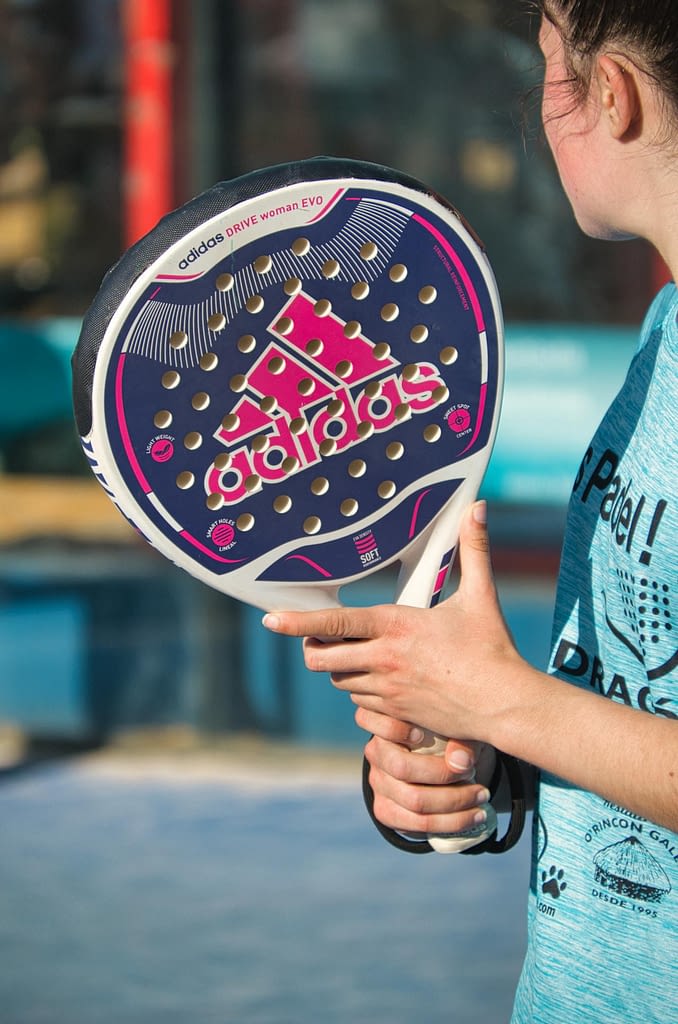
[541,865,567,900]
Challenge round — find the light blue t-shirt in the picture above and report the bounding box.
[512,285,678,1023]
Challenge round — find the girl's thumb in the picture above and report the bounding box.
[457,500,497,601]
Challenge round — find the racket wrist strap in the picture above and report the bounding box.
[459,750,526,855]
[361,747,526,856]
[361,754,433,855]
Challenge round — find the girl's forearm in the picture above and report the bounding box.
[489,663,678,831]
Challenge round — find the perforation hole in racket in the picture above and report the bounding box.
[319,439,337,457]
[254,255,273,275]
[260,396,277,414]
[229,374,247,393]
[378,481,397,500]
[200,353,219,371]
[419,285,437,304]
[440,346,458,365]
[216,273,234,292]
[311,477,329,496]
[238,335,257,354]
[305,338,323,357]
[208,313,226,332]
[288,418,306,437]
[154,410,173,429]
[275,317,294,337]
[192,392,210,411]
[267,355,286,375]
[221,414,239,434]
[184,432,202,451]
[247,435,265,455]
[176,471,195,490]
[284,277,302,296]
[389,264,407,282]
[170,331,188,350]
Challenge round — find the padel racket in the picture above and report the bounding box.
[72,157,504,852]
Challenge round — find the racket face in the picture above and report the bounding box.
[74,159,503,611]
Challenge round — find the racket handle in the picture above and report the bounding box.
[412,732,498,854]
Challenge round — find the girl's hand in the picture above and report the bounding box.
[355,706,496,836]
[264,501,525,748]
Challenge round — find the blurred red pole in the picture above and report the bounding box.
[123,0,173,247]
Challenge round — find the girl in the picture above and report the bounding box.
[264,2,678,1019]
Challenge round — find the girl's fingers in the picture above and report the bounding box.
[365,735,485,788]
[353,708,423,746]
[263,605,392,641]
[368,764,490,834]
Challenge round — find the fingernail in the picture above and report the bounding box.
[473,500,487,525]
[262,614,280,630]
[448,750,474,772]
[409,727,425,745]
[476,788,491,806]
[473,808,488,825]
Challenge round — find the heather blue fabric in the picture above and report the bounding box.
[513,285,678,1022]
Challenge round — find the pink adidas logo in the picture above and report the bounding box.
[204,290,446,505]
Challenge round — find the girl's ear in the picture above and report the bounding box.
[596,54,641,140]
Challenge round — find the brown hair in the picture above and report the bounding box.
[537,0,678,118]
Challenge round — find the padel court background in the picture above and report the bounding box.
[0,2,664,1022]
[0,749,531,1024]
[0,321,633,1022]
